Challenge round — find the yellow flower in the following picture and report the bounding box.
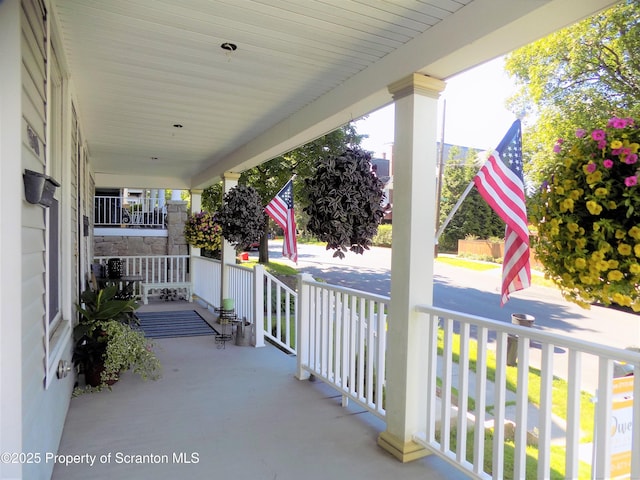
[576,238,587,249]
[586,171,602,184]
[608,201,617,209]
[586,201,602,215]
[560,198,574,212]
[608,270,623,282]
[635,244,640,257]
[555,186,565,195]
[612,293,632,307]
[630,264,640,274]
[595,188,608,197]
[610,140,623,149]
[575,258,587,270]
[567,222,579,233]
[569,189,582,200]
[618,244,632,256]
[596,260,610,271]
[629,226,640,240]
[607,260,619,269]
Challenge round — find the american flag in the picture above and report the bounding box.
[265,179,298,263]
[473,120,530,305]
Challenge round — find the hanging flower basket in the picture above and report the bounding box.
[531,116,640,311]
[216,185,265,247]
[183,212,222,250]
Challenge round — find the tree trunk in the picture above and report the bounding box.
[259,219,270,263]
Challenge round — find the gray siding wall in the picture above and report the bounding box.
[20,1,75,478]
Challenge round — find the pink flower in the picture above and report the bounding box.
[607,117,629,129]
[591,129,606,141]
[553,144,562,153]
[597,140,607,150]
[625,176,637,187]
[625,153,638,165]
[586,162,597,173]
[603,159,614,168]
[575,128,586,138]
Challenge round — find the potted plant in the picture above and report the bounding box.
[304,148,385,258]
[73,286,161,391]
[215,184,265,247]
[531,116,640,311]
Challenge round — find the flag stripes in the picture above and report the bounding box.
[265,179,298,263]
[473,120,530,305]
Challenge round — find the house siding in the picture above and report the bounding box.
[9,0,78,478]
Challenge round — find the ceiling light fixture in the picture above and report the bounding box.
[220,42,237,62]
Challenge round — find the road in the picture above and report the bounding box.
[261,241,640,353]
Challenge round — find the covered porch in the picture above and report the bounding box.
[52,303,466,480]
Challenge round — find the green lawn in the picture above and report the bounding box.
[437,329,595,478]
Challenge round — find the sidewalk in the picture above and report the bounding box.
[436,355,569,447]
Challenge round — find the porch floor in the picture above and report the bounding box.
[53,302,469,480]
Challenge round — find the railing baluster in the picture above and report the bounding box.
[440,317,453,453]
[492,331,507,480]
[473,326,488,476]
[514,331,530,479]
[565,349,581,479]
[595,358,613,480]
[457,321,470,464]
[537,343,554,479]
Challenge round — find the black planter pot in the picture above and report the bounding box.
[23,170,45,204]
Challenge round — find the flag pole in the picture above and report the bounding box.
[435,178,476,243]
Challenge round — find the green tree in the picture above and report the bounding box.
[438,147,504,252]
[505,1,640,187]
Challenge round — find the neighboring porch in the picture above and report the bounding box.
[53,301,467,480]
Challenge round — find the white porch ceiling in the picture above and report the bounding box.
[51,0,617,189]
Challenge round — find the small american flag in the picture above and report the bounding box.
[473,120,530,305]
[265,179,298,263]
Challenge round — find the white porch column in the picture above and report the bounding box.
[378,74,445,462]
[221,172,240,306]
[189,189,203,257]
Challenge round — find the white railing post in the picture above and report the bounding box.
[296,273,313,380]
[253,264,265,348]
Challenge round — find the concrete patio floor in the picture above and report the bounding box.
[53,302,469,480]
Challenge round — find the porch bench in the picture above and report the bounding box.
[141,282,192,305]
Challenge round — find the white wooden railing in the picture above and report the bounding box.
[94,195,166,228]
[189,257,294,350]
[263,270,296,354]
[94,255,189,283]
[228,264,254,324]
[414,305,640,480]
[191,256,221,308]
[296,274,388,420]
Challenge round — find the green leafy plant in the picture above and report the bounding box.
[73,287,161,392]
[531,116,640,310]
[183,211,222,250]
[216,184,266,247]
[304,148,385,258]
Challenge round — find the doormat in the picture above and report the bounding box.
[135,310,218,339]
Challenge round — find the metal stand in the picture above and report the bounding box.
[214,308,237,349]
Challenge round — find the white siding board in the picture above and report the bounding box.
[21,226,45,254]
[21,143,45,172]
[20,62,45,124]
